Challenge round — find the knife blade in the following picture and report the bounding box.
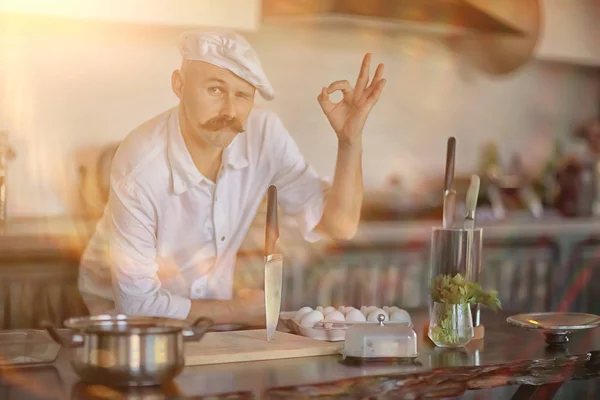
[265,185,282,342]
[464,174,481,326]
[464,174,480,231]
[443,137,456,229]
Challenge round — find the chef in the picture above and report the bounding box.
[78,29,386,326]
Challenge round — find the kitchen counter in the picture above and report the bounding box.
[2,214,600,254]
[0,217,96,262]
[1,215,600,329]
[3,309,600,399]
[2,215,599,323]
[350,216,600,242]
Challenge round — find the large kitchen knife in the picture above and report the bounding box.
[264,185,283,342]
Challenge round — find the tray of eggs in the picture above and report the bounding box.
[279,305,412,342]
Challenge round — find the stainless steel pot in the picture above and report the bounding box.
[43,314,213,387]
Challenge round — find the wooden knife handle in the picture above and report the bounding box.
[444,137,456,192]
[265,185,279,256]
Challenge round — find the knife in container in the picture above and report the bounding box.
[264,185,283,342]
[443,137,457,229]
[464,174,480,231]
[464,174,481,325]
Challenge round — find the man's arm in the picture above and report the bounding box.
[315,141,363,240]
[109,179,262,324]
[187,289,264,326]
[315,53,386,240]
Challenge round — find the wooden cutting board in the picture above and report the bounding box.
[184,329,343,366]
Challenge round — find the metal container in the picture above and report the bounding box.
[43,314,213,387]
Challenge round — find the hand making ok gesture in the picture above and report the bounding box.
[317,53,386,146]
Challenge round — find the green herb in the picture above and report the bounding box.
[428,274,501,346]
[429,273,501,311]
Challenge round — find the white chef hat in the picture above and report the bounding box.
[178,29,274,101]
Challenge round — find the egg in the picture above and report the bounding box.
[367,308,389,322]
[361,306,379,317]
[323,306,337,315]
[316,306,324,313]
[345,309,367,322]
[300,310,324,327]
[323,310,345,322]
[338,306,347,314]
[390,309,411,324]
[387,306,401,313]
[294,306,313,322]
[342,306,357,315]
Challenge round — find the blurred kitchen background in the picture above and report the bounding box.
[0,0,599,329]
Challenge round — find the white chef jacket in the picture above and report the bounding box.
[78,106,328,319]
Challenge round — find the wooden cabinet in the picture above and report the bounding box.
[535,0,600,66]
[0,218,93,329]
[0,261,88,329]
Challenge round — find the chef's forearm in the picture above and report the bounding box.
[187,299,238,325]
[319,140,363,240]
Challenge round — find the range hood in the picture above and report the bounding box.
[262,0,525,35]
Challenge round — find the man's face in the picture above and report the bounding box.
[172,60,256,148]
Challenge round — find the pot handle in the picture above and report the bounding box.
[183,317,214,342]
[41,320,84,348]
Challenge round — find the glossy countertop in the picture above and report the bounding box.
[2,308,600,399]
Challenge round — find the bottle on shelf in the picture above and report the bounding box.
[0,130,16,228]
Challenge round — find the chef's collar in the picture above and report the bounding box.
[167,108,248,195]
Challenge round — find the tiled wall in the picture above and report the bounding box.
[1,16,599,217]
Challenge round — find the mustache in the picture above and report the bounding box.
[200,116,244,132]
